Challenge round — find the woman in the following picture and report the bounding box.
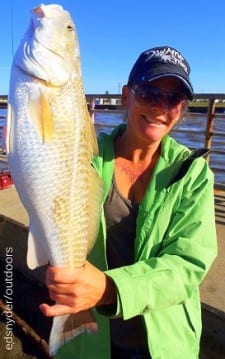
[40,46,217,359]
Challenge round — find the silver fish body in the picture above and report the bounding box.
[6,4,104,355]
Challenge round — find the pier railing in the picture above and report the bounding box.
[0,93,225,188]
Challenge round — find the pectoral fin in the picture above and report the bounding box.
[27,88,54,143]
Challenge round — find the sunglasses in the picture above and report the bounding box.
[129,85,187,110]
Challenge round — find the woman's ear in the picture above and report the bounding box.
[121,85,130,108]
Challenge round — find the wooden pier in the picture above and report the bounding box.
[0,93,225,357]
[0,94,225,359]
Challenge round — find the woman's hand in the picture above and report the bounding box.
[39,261,117,317]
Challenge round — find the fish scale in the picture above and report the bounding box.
[6,3,104,356]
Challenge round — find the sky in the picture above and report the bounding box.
[0,0,225,95]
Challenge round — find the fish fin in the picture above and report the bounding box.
[89,115,99,156]
[27,230,49,269]
[40,90,54,142]
[49,310,97,356]
[27,88,54,143]
[87,167,104,253]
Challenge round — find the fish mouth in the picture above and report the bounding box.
[140,114,166,127]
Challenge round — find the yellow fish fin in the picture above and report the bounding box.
[27,88,54,143]
[87,166,104,253]
[27,227,49,269]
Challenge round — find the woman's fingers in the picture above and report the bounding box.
[39,303,73,316]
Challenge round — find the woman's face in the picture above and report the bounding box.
[122,76,187,146]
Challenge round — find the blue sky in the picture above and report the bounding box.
[0,0,225,94]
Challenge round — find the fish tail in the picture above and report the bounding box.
[49,309,97,356]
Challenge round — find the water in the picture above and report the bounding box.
[1,108,224,185]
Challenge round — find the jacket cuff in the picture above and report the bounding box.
[96,273,123,318]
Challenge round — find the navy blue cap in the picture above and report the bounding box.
[128,46,194,100]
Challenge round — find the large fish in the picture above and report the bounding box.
[6,4,104,356]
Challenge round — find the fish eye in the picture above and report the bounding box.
[67,25,74,31]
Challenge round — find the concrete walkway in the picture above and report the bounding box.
[200,187,225,312]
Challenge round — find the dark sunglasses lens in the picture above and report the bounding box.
[137,88,162,103]
[136,87,183,108]
[167,92,183,107]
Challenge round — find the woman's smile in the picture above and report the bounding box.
[140,113,167,127]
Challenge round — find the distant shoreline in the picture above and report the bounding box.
[92,104,224,114]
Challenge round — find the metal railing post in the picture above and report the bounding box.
[205,98,216,155]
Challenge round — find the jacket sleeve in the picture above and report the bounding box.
[103,159,218,320]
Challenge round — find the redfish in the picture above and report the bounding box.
[6,4,104,356]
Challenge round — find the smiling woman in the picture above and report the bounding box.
[121,76,188,150]
[43,46,217,359]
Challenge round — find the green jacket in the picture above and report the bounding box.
[56,125,217,359]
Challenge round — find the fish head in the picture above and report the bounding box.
[14,4,80,86]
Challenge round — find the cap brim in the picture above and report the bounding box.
[145,73,194,100]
